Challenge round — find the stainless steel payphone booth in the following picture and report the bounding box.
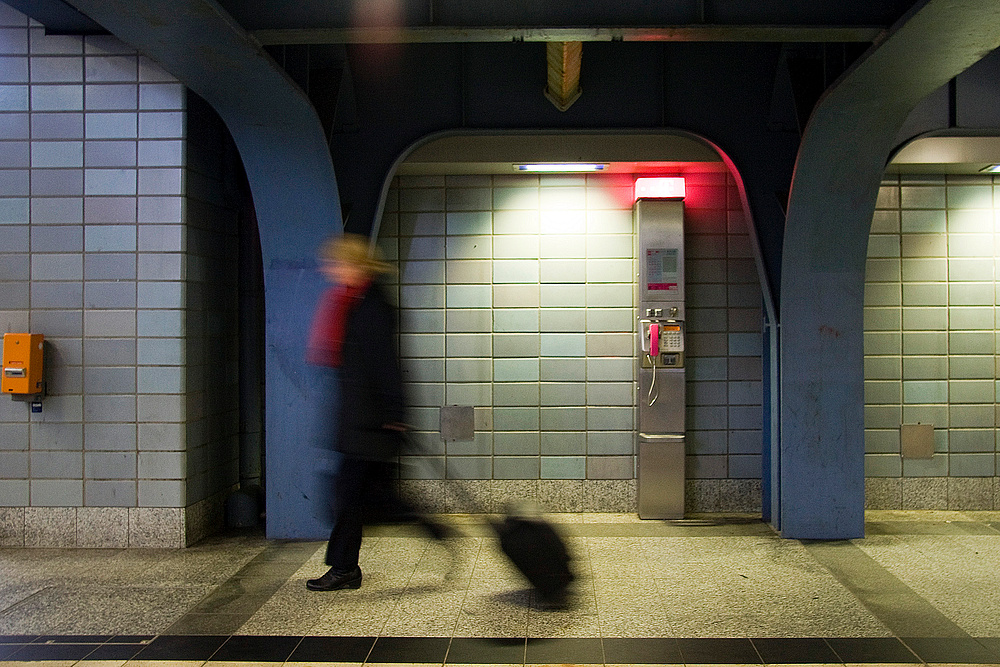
[635,198,686,519]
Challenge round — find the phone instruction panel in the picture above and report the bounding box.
[646,248,679,292]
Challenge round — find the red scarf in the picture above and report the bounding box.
[307,281,370,367]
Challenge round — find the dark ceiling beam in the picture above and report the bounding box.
[1,0,104,33]
[217,0,917,32]
[251,25,884,46]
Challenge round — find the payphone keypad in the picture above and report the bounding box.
[661,328,683,352]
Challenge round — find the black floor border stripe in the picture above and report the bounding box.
[8,634,1000,664]
[0,634,155,662]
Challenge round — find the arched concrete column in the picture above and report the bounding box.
[63,0,342,537]
[779,0,1000,538]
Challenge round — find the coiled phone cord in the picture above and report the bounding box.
[646,352,659,406]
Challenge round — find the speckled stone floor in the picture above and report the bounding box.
[2,511,1000,665]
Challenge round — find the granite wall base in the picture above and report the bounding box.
[0,491,227,548]
[399,478,762,514]
[865,476,1000,510]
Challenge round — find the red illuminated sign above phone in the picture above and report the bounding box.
[634,177,686,201]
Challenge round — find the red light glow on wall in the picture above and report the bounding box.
[634,177,686,201]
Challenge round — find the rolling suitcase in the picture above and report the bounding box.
[404,438,575,605]
[491,505,575,606]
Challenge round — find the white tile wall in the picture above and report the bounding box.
[866,174,1000,505]
[384,171,763,485]
[0,3,239,542]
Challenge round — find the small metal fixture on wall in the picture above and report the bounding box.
[2,333,45,413]
[544,41,583,111]
[900,423,934,459]
[440,405,475,442]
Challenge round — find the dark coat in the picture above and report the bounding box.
[335,282,406,461]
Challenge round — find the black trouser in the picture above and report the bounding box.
[325,457,446,570]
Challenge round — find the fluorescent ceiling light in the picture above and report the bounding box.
[515,163,608,172]
[979,164,1000,173]
[634,176,686,200]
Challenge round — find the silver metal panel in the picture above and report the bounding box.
[638,367,685,434]
[635,197,686,520]
[638,435,685,519]
[440,405,475,441]
[900,423,934,459]
[636,199,685,306]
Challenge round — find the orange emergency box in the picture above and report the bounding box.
[2,333,44,395]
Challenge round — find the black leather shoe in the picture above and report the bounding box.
[306,566,362,591]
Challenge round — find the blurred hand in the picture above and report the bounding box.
[382,422,411,432]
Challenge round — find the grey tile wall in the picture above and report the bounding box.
[0,2,240,539]
[866,174,1000,494]
[181,92,240,506]
[384,171,763,485]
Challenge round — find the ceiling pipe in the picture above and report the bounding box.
[250,25,883,45]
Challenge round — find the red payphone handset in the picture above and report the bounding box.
[648,322,660,358]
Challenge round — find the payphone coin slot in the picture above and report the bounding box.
[639,352,684,368]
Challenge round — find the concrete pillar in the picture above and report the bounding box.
[778,0,1000,538]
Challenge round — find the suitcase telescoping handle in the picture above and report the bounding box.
[398,431,489,513]
[399,428,565,531]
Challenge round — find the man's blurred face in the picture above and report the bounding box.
[322,259,369,287]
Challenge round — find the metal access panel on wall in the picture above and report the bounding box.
[635,198,686,519]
